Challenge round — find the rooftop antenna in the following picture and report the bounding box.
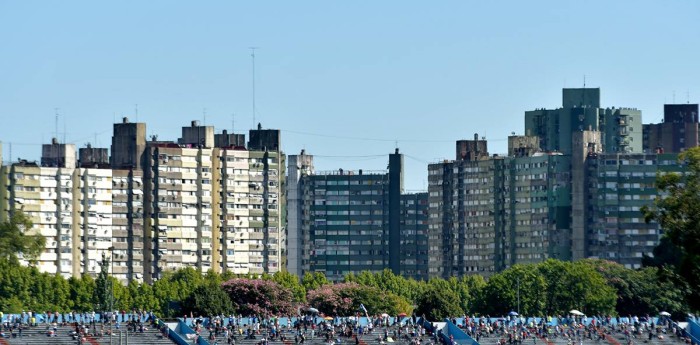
[203,107,207,126]
[54,108,59,141]
[135,104,139,122]
[583,75,586,88]
[250,47,259,129]
[231,112,235,133]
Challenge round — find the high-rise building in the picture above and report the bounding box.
[214,144,286,275]
[643,104,699,153]
[399,192,429,280]
[144,142,215,279]
[525,88,642,154]
[0,161,114,279]
[110,117,146,170]
[288,149,427,281]
[286,150,314,278]
[428,135,572,278]
[585,152,683,268]
[111,168,145,283]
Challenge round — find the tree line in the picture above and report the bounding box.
[0,258,691,321]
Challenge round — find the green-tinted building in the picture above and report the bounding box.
[586,152,683,268]
[525,88,642,154]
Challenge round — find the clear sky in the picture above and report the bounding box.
[1,1,698,190]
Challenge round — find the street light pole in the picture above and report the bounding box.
[517,277,520,316]
[108,246,114,345]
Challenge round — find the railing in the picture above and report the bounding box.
[686,317,700,345]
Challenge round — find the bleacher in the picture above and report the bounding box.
[0,323,174,345]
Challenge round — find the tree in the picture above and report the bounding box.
[183,283,235,317]
[222,278,295,316]
[306,282,410,316]
[69,275,96,312]
[302,272,329,292]
[536,259,616,315]
[270,271,306,303]
[153,267,205,316]
[95,254,114,312]
[642,147,700,311]
[479,265,546,316]
[0,211,45,263]
[414,284,463,321]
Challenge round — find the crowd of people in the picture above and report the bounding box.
[453,315,693,345]
[0,310,159,343]
[178,313,700,345]
[181,313,434,345]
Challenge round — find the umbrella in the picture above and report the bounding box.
[569,310,584,316]
[307,307,319,314]
[659,311,671,317]
[381,313,390,318]
[398,313,407,317]
[509,311,519,316]
[324,316,334,320]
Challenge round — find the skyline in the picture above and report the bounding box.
[1,1,699,190]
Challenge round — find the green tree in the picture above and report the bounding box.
[128,281,159,312]
[183,283,235,317]
[95,254,114,312]
[69,275,96,312]
[302,271,329,291]
[642,147,700,311]
[270,271,306,303]
[153,267,205,316]
[537,259,616,315]
[414,284,463,320]
[0,211,45,263]
[479,264,546,316]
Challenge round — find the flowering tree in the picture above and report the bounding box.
[221,278,295,316]
[307,282,410,316]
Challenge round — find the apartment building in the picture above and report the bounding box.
[643,104,699,153]
[428,135,571,278]
[287,149,429,281]
[586,152,683,268]
[0,157,114,279]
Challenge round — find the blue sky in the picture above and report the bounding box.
[1,1,698,190]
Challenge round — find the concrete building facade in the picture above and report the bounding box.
[643,104,699,153]
[110,117,146,170]
[428,136,572,278]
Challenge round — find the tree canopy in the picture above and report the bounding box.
[643,146,700,311]
[0,211,45,263]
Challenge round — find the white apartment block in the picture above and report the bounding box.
[0,163,114,279]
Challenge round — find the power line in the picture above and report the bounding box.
[281,128,510,143]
